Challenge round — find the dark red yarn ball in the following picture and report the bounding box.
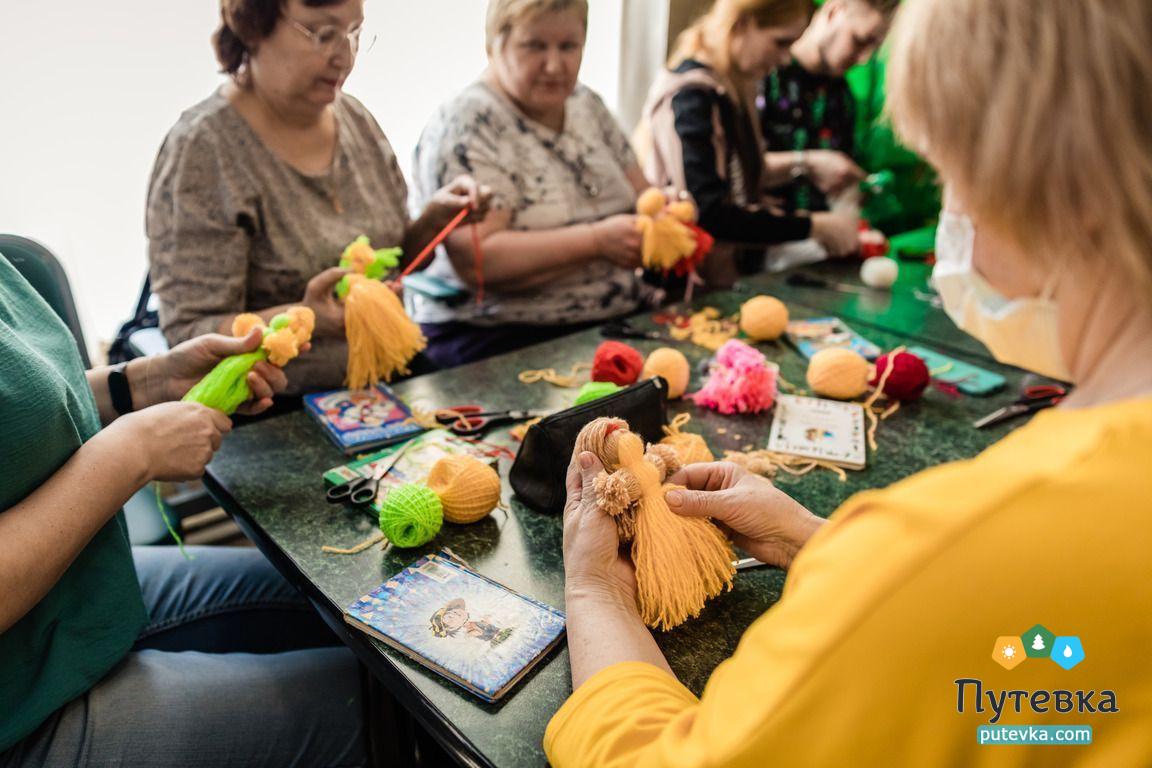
[869,350,930,401]
[591,341,645,386]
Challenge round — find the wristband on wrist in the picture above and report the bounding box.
[107,361,134,415]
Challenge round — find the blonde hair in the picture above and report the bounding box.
[669,0,813,85]
[886,0,1152,297]
[485,0,589,54]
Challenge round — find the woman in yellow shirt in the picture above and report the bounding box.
[546,1,1152,765]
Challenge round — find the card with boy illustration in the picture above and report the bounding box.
[344,552,565,702]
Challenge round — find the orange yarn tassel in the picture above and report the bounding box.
[344,275,426,388]
[576,418,734,631]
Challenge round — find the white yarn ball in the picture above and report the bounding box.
[860,256,899,289]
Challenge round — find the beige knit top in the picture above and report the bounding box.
[146,88,409,392]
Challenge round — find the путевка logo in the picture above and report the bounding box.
[992,624,1085,671]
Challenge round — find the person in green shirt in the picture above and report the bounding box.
[0,252,365,766]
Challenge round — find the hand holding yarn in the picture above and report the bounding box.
[183,307,315,415]
[665,462,823,571]
[573,418,734,630]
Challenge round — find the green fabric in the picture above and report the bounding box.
[0,254,147,751]
[845,55,942,234]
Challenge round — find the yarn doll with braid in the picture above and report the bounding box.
[575,417,735,630]
[335,236,427,389]
[183,307,314,415]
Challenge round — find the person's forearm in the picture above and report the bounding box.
[764,151,803,188]
[565,584,674,689]
[446,226,596,291]
[0,428,147,633]
[87,357,165,426]
[402,206,454,269]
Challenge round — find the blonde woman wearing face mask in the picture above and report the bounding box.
[547,1,1152,765]
[640,0,862,285]
[411,0,651,368]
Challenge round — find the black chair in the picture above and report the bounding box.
[0,234,91,368]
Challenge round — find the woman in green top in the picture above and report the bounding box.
[0,254,365,766]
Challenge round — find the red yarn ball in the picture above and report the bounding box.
[869,350,930,401]
[591,341,645,386]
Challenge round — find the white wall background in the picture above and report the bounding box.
[0,0,629,360]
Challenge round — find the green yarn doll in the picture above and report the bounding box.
[183,307,315,414]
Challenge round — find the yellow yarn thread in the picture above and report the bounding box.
[739,295,789,341]
[517,362,592,388]
[643,347,691,399]
[806,347,871,400]
[427,455,502,524]
[660,412,715,464]
[668,307,739,351]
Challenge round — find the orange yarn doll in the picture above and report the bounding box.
[634,187,714,279]
[575,417,735,630]
[335,236,426,389]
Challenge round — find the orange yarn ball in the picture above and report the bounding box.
[426,455,502,524]
[739,296,789,341]
[643,347,691,399]
[807,348,872,400]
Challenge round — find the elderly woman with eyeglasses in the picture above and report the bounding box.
[147,0,490,392]
[410,0,652,368]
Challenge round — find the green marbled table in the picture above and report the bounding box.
[205,283,1030,767]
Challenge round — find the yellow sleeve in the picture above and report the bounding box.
[544,662,699,768]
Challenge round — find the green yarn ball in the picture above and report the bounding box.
[574,380,622,406]
[379,483,443,548]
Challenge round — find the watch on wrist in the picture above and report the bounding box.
[108,361,134,415]
[790,150,809,180]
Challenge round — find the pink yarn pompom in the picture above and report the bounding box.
[689,340,778,415]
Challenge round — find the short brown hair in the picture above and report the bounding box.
[213,0,343,75]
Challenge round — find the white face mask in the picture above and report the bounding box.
[933,211,1073,382]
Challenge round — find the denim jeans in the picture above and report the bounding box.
[2,547,366,768]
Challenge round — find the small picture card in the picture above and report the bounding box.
[768,394,867,469]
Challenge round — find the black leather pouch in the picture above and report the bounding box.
[509,378,668,514]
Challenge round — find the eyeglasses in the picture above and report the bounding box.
[283,16,376,54]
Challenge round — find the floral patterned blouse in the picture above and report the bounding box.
[411,80,643,327]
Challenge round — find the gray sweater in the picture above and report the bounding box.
[146,89,409,392]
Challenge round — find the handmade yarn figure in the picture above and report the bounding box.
[575,418,734,630]
[183,307,315,415]
[335,236,426,389]
[635,188,714,299]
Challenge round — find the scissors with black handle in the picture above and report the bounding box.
[326,443,410,506]
[973,384,1067,429]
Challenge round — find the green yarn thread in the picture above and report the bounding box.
[574,380,622,406]
[182,350,267,415]
[379,483,443,548]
